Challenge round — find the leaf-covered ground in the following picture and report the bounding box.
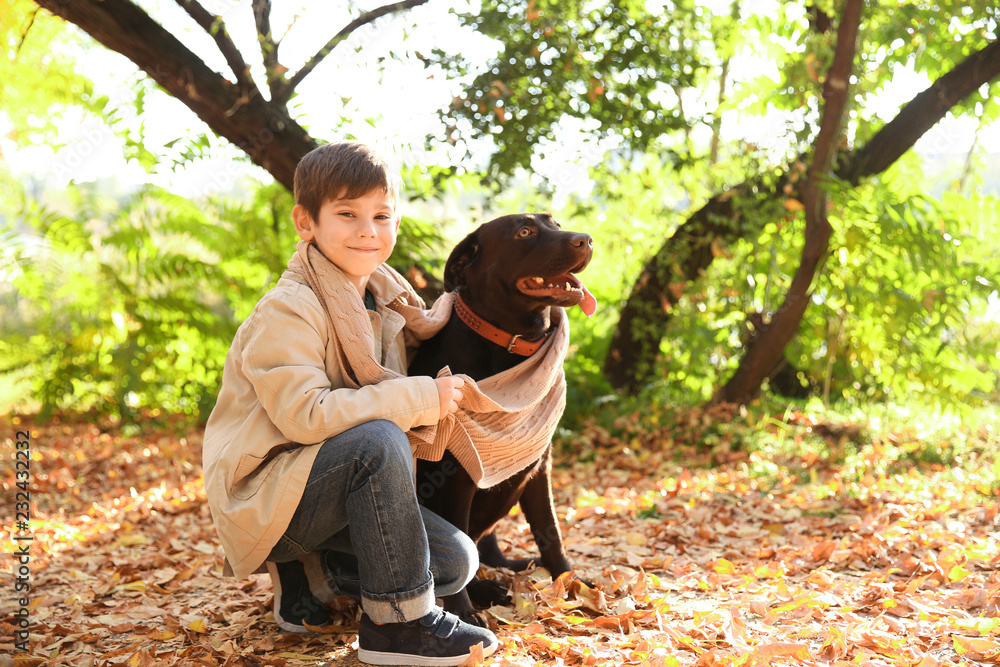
[2,407,1000,666]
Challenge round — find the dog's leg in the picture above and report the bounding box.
[443,502,494,626]
[461,532,522,609]
[419,458,492,627]
[478,530,536,572]
[517,451,573,579]
[466,534,514,608]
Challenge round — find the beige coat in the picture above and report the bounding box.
[202,268,440,579]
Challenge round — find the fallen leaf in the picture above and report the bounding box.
[711,558,736,575]
[186,618,208,633]
[753,642,812,660]
[458,641,486,666]
[953,636,1000,660]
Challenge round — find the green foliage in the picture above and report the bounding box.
[443,1,999,182]
[435,0,1000,417]
[683,174,1000,411]
[560,150,791,403]
[805,174,1000,409]
[540,140,1000,418]
[1,178,281,422]
[3,0,998,430]
[441,0,713,180]
[0,0,99,140]
[852,3,1000,144]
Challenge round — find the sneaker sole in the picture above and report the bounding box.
[266,562,310,634]
[358,640,498,666]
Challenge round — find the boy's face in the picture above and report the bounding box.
[293,190,400,294]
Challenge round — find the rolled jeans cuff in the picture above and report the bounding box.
[362,575,435,624]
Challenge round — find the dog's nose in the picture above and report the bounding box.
[571,234,593,249]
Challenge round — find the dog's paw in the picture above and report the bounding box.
[443,590,494,629]
[459,608,493,629]
[498,556,537,572]
[466,578,511,608]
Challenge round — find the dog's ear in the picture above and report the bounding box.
[443,229,480,291]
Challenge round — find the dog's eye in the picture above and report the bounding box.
[516,227,534,238]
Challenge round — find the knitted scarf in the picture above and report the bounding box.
[286,241,568,488]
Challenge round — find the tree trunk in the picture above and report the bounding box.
[604,184,784,392]
[715,0,861,405]
[603,35,1000,395]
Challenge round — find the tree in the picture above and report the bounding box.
[29,0,432,190]
[714,0,862,403]
[609,34,1000,402]
[442,1,1000,402]
[13,0,1000,410]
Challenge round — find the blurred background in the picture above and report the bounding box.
[2,0,998,436]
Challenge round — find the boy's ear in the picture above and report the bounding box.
[443,228,480,292]
[292,205,314,242]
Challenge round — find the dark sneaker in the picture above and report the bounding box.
[357,606,499,666]
[266,560,332,633]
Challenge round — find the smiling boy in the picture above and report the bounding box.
[293,172,396,291]
[202,142,499,665]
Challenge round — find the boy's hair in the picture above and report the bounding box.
[293,141,400,222]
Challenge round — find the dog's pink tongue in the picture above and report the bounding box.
[579,283,597,318]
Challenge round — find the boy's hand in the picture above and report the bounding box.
[434,376,466,418]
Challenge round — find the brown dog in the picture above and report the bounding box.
[409,213,595,625]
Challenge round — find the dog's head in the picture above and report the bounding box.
[444,213,596,319]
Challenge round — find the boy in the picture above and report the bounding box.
[202,141,499,666]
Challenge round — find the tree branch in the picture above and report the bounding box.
[34,0,316,190]
[272,0,430,105]
[252,0,284,100]
[839,37,1000,184]
[174,0,255,91]
[14,6,41,56]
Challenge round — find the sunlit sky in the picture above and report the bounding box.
[3,0,998,206]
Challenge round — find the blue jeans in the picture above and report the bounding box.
[268,420,477,623]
